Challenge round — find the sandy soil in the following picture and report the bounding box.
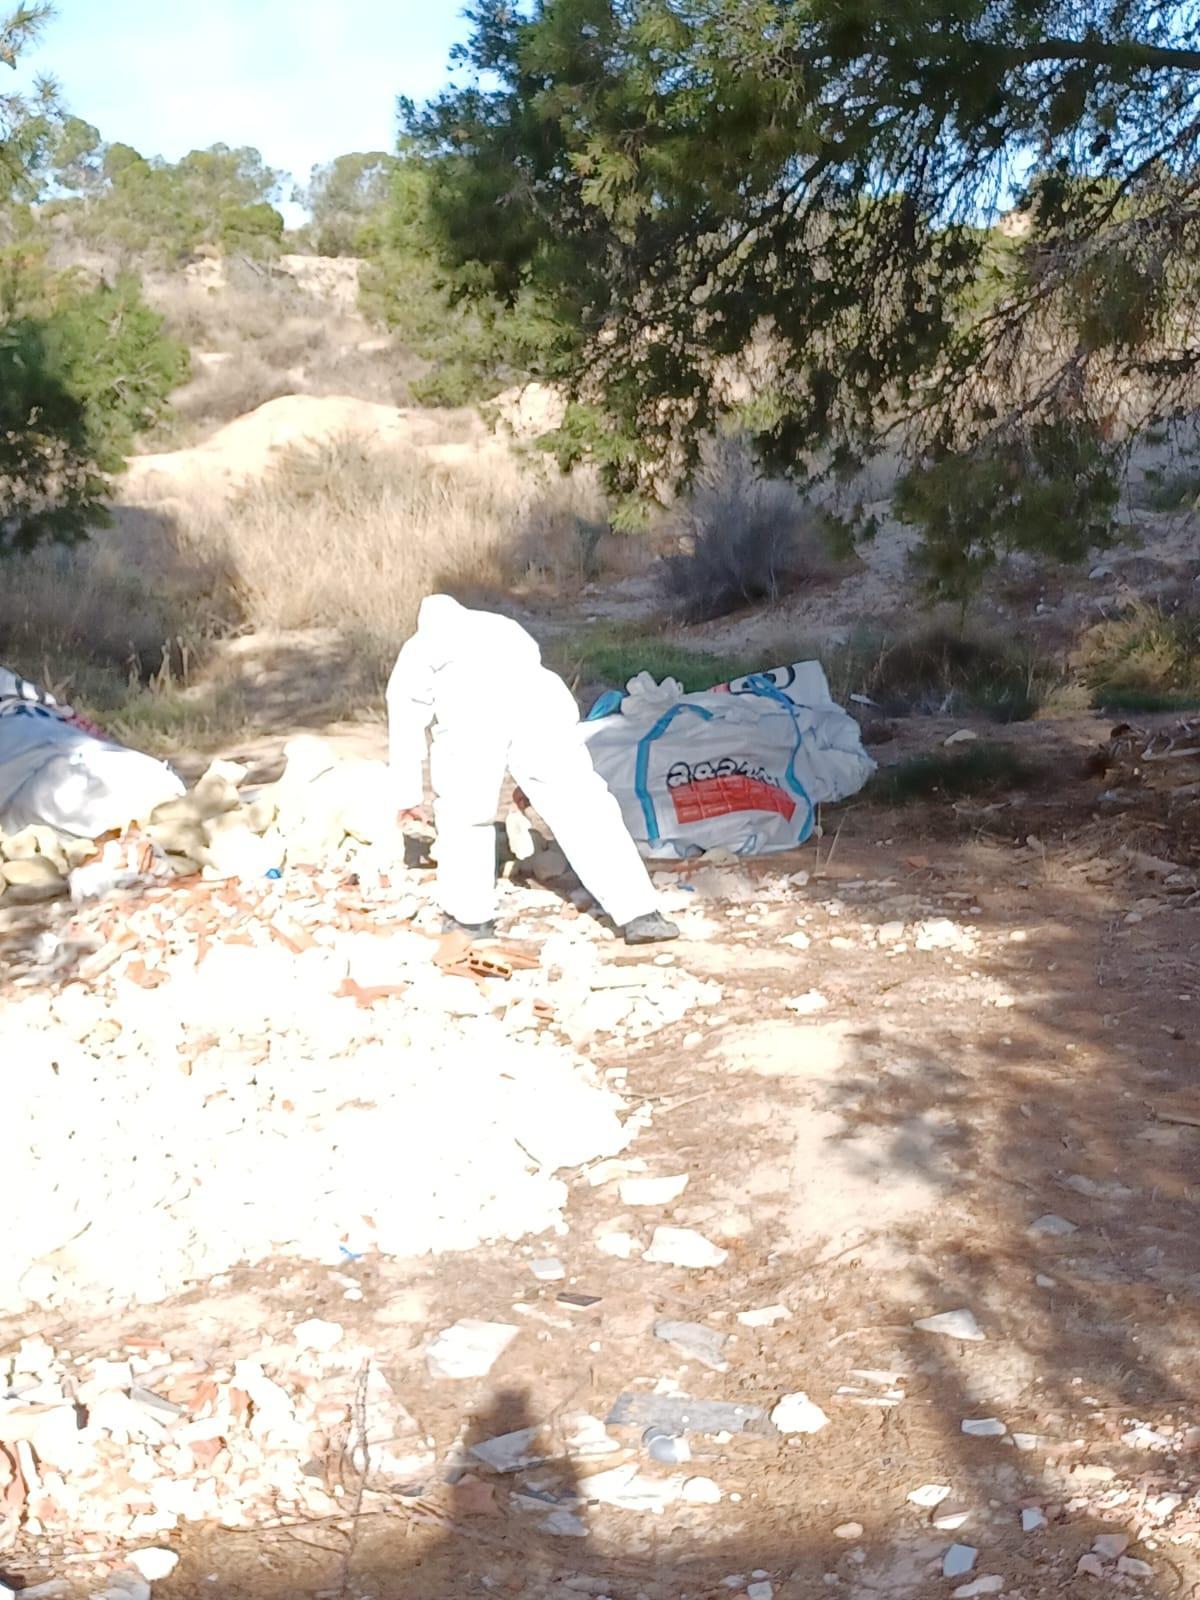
[3,708,1199,1600]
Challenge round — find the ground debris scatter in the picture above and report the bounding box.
[1,726,1199,1600]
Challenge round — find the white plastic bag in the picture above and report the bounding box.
[0,675,185,838]
[582,662,875,858]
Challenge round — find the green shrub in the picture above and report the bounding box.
[1078,602,1200,710]
[869,744,1036,805]
[0,257,187,552]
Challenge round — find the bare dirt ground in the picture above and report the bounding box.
[3,700,1199,1600]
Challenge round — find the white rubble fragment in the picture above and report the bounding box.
[961,1418,1006,1438]
[933,1507,971,1532]
[530,1257,566,1281]
[953,1579,1002,1599]
[1035,1275,1056,1289]
[771,1393,830,1435]
[595,1231,640,1259]
[747,1584,774,1600]
[578,1462,683,1514]
[914,919,975,953]
[1121,1424,1171,1450]
[618,1174,689,1205]
[426,1320,519,1379]
[834,1522,863,1540]
[1011,1432,1041,1452]
[914,1309,985,1341]
[1077,1554,1106,1578]
[682,1476,722,1503]
[292,1317,344,1351]
[643,1226,728,1269]
[784,990,829,1015]
[1145,1493,1182,1520]
[562,1412,620,1460]
[1021,1507,1047,1532]
[126,1551,179,1582]
[907,1484,952,1508]
[942,1545,977,1579]
[737,1304,791,1328]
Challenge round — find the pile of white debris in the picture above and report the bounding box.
[0,756,722,1314]
[1,1321,432,1572]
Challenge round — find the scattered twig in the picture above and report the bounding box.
[335,1361,371,1600]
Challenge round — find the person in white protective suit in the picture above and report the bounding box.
[387,595,680,944]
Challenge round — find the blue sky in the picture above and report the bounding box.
[18,0,471,205]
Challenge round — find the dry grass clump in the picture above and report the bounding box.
[0,504,236,710]
[184,437,618,673]
[142,267,418,442]
[660,439,841,622]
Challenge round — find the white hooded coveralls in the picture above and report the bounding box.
[387,595,658,928]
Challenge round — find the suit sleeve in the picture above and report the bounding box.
[386,635,436,810]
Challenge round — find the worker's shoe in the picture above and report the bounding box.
[622,912,681,946]
[442,916,497,939]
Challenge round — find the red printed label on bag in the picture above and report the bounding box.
[670,773,796,824]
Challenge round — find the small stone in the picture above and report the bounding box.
[595,1231,639,1259]
[961,1418,1006,1438]
[785,990,829,1015]
[737,1304,790,1328]
[426,1320,519,1379]
[2,854,66,890]
[1121,1425,1171,1450]
[942,1545,977,1579]
[90,1579,151,1600]
[944,729,978,747]
[1092,1534,1130,1560]
[914,1309,984,1341]
[682,1476,722,1503]
[1076,1554,1105,1578]
[747,1584,773,1600]
[540,1509,588,1538]
[933,1506,971,1532]
[1145,1493,1181,1520]
[1035,1275,1057,1289]
[876,921,906,944]
[953,1580,1002,1599]
[1011,1432,1041,1452]
[1029,1214,1077,1237]
[1021,1507,1047,1532]
[530,1257,565,1281]
[771,1392,830,1434]
[293,1318,343,1351]
[1116,1557,1153,1580]
[127,1550,179,1582]
[654,1319,730,1372]
[618,1174,689,1206]
[907,1484,952,1508]
[833,1521,863,1540]
[643,1226,727,1269]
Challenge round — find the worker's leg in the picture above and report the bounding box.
[428,721,508,927]
[510,673,660,929]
